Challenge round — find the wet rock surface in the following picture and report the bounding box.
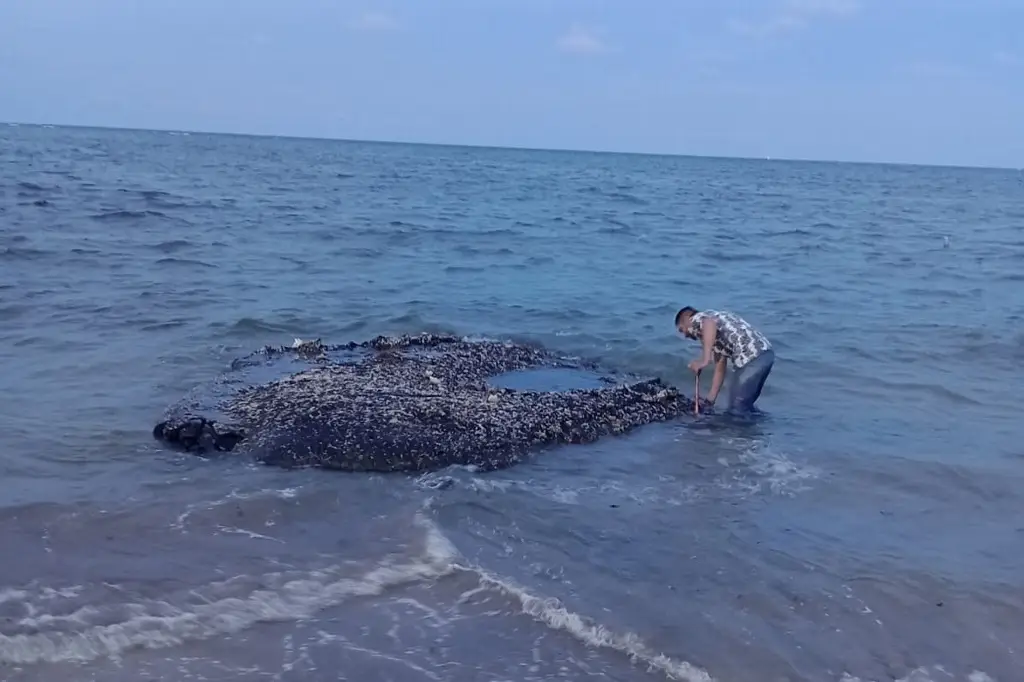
[152,333,694,472]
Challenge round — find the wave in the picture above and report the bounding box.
[0,509,714,681]
[153,256,216,269]
[458,567,714,682]
[14,181,55,195]
[90,209,169,221]
[0,512,456,666]
[150,239,194,253]
[1,246,52,261]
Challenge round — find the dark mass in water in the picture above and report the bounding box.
[152,333,695,472]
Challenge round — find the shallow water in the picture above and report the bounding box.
[1,123,1023,681]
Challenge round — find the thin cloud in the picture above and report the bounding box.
[348,11,400,32]
[728,0,860,38]
[557,23,607,55]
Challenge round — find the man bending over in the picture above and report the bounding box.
[674,306,775,413]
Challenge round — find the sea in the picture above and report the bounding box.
[1,123,1022,682]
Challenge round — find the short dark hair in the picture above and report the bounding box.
[674,306,698,326]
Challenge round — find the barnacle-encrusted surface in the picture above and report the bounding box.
[152,333,694,472]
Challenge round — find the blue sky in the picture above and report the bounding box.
[1,0,1022,168]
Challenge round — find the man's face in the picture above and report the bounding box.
[677,314,694,339]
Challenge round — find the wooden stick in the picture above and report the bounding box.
[694,371,701,416]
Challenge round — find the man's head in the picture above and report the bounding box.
[674,306,699,338]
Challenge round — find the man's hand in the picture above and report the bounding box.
[697,397,716,413]
[688,357,710,373]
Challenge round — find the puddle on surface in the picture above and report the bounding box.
[487,367,612,392]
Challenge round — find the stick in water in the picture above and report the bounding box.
[694,371,701,416]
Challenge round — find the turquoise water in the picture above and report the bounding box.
[1,123,1023,682]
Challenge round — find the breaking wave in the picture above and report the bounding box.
[0,509,715,681]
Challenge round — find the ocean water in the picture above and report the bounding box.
[1,123,1023,682]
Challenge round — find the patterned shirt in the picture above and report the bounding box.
[687,309,771,369]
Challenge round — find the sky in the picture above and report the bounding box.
[1,0,1022,168]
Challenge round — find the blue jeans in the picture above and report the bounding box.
[725,349,774,412]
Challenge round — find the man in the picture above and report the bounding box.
[674,306,775,413]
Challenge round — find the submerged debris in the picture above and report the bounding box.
[153,333,695,472]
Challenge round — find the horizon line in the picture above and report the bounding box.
[2,119,1018,173]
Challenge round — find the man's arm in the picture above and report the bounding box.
[708,355,727,403]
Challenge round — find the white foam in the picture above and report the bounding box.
[215,525,284,542]
[456,565,716,682]
[331,634,444,681]
[840,666,996,682]
[738,443,819,495]
[172,486,301,531]
[0,588,28,605]
[419,438,815,509]
[0,513,455,666]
